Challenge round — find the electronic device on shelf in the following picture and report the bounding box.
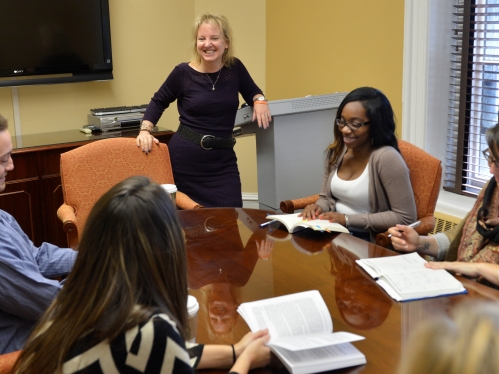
[90,104,148,116]
[87,112,143,132]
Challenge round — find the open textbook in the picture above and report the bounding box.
[356,252,467,301]
[265,213,350,234]
[237,290,366,374]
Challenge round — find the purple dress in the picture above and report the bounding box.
[143,59,262,207]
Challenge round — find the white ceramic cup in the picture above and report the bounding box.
[186,295,199,343]
[161,184,177,206]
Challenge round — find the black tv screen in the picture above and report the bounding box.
[0,0,113,87]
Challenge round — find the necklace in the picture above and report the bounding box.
[205,66,223,91]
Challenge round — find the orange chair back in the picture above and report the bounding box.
[60,138,174,241]
[0,350,21,374]
[398,139,442,233]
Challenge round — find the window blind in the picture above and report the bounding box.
[446,0,499,196]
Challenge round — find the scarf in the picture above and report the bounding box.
[458,177,499,262]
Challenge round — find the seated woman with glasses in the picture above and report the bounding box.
[12,176,270,374]
[301,86,417,242]
[389,123,499,276]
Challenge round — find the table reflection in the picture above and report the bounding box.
[181,209,271,343]
[328,241,393,330]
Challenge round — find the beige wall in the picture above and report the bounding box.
[0,1,194,135]
[0,0,264,193]
[266,0,405,129]
[0,0,405,195]
[193,0,267,193]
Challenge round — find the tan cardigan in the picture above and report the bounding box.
[315,146,417,241]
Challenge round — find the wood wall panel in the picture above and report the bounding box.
[0,181,41,244]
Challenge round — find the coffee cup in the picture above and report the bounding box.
[186,295,199,343]
[162,184,177,206]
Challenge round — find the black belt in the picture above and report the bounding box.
[177,123,236,150]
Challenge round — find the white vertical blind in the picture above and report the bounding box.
[446,0,499,195]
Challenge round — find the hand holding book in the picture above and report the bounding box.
[237,291,366,374]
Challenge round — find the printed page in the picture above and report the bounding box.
[270,331,364,351]
[266,213,349,233]
[272,343,366,374]
[237,290,332,341]
[378,269,466,301]
[356,252,427,278]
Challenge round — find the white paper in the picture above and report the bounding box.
[270,331,365,351]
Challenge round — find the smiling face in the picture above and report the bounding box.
[196,22,228,68]
[0,130,13,193]
[339,101,371,151]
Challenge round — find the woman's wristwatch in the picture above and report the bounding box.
[140,122,153,133]
[344,214,349,227]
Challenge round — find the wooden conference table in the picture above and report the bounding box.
[180,208,499,374]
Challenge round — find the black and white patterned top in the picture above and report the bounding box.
[62,313,203,373]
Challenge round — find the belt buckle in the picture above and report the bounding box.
[200,135,215,150]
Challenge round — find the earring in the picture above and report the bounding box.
[224,48,228,54]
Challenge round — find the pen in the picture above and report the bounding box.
[387,220,421,238]
[260,220,277,228]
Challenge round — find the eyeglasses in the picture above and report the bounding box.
[335,118,370,131]
[483,148,499,168]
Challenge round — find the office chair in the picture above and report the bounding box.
[57,138,201,248]
[280,140,442,247]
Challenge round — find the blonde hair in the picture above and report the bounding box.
[191,12,235,67]
[0,114,8,132]
[398,301,499,374]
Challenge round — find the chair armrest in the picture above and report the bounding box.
[280,194,319,214]
[415,216,436,236]
[375,216,436,248]
[176,192,203,210]
[57,204,77,234]
[0,350,21,374]
[375,231,391,248]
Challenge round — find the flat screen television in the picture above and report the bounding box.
[0,0,113,87]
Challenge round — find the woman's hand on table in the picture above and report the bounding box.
[234,329,269,357]
[233,329,271,370]
[319,212,347,226]
[299,204,323,220]
[425,261,480,278]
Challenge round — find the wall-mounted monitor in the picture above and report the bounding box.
[0,0,113,87]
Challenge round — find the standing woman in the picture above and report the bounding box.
[137,13,271,208]
[301,87,417,242]
[12,176,270,374]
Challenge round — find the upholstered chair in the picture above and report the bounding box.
[280,140,442,247]
[57,138,201,248]
[0,350,21,374]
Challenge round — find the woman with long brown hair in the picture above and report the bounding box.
[13,176,269,374]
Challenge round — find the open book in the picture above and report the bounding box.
[356,252,467,301]
[237,290,366,374]
[265,213,350,234]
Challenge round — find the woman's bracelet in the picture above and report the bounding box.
[253,101,268,105]
[231,344,236,364]
[140,123,153,133]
